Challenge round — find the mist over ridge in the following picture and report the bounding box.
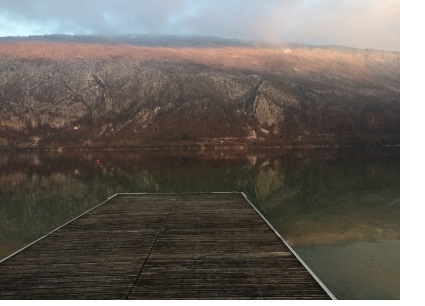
[0,0,400,51]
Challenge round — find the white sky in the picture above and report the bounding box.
[0,0,400,50]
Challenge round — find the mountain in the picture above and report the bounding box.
[0,35,399,149]
[0,34,256,47]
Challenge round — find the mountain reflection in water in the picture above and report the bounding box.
[0,148,399,299]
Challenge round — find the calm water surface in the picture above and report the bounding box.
[0,148,400,299]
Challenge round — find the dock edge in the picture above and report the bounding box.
[240,192,337,300]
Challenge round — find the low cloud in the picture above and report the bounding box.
[0,0,400,50]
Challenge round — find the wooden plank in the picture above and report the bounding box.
[0,193,335,299]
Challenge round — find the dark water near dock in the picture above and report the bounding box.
[0,147,400,299]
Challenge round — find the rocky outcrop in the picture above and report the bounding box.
[0,38,400,149]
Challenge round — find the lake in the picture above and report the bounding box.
[0,147,400,299]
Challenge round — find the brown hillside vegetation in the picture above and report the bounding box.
[0,40,399,149]
[0,41,398,78]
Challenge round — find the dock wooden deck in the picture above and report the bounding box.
[0,193,335,299]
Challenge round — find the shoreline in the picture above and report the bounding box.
[0,143,400,152]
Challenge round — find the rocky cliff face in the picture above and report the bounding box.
[0,37,399,149]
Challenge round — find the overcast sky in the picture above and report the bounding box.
[0,0,400,50]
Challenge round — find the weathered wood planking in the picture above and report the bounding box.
[0,193,335,299]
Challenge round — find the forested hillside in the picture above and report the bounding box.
[0,36,399,149]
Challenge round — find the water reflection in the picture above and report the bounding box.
[0,148,399,299]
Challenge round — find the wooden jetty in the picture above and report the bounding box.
[0,192,336,299]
